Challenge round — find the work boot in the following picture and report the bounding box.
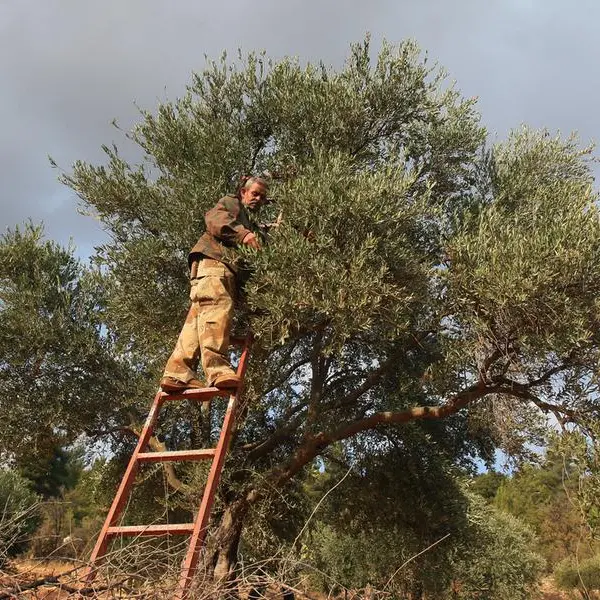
[160,376,205,393]
[212,372,241,389]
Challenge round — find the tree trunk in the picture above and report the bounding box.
[206,496,251,583]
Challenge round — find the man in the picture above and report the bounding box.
[159,176,267,393]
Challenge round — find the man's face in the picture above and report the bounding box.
[240,182,267,210]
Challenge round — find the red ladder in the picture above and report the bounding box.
[85,337,251,599]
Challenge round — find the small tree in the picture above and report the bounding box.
[448,492,545,600]
[555,424,600,541]
[555,555,600,600]
[0,223,142,465]
[298,439,471,598]
[0,470,39,566]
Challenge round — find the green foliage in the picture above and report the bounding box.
[0,222,140,463]
[237,426,475,593]
[555,555,600,595]
[19,446,84,499]
[291,429,543,599]
[445,128,600,407]
[60,37,600,468]
[0,469,40,565]
[447,492,545,600]
[62,38,484,362]
[471,471,507,502]
[245,152,432,348]
[494,443,590,569]
[447,129,600,353]
[29,459,113,558]
[555,425,600,539]
[306,522,430,596]
[303,482,544,600]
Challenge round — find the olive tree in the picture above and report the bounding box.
[63,38,600,579]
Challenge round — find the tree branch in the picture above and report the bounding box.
[273,380,491,485]
[325,352,398,411]
[304,332,327,439]
[245,349,409,461]
[493,379,580,424]
[526,360,575,388]
[244,402,309,460]
[259,356,311,397]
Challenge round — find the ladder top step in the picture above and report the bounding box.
[159,386,231,401]
[138,449,216,463]
[107,523,196,537]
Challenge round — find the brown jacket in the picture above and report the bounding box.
[188,195,257,274]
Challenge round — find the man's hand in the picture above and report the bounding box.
[242,232,261,250]
[267,211,284,229]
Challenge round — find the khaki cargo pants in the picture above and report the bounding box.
[163,258,237,386]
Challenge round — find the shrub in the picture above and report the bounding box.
[555,555,600,596]
[449,495,546,600]
[303,490,545,599]
[0,469,40,565]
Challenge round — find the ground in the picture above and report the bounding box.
[1,560,596,599]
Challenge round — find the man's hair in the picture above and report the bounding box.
[241,175,268,190]
[235,175,268,199]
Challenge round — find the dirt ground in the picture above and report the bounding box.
[0,560,85,599]
[538,575,600,599]
[538,577,571,599]
[1,561,597,599]
[0,559,303,599]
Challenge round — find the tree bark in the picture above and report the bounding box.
[206,496,252,583]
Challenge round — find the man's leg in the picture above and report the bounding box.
[162,284,204,389]
[193,261,238,386]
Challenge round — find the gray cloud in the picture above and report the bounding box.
[1,0,599,254]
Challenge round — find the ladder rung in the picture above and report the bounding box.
[160,387,230,402]
[137,449,216,463]
[107,523,195,537]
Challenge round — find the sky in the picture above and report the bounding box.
[1,0,599,258]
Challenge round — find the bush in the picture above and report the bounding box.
[302,490,545,599]
[305,522,431,597]
[0,469,40,566]
[555,555,600,596]
[449,493,546,600]
[29,461,110,559]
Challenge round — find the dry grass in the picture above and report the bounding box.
[5,560,589,599]
[0,548,312,599]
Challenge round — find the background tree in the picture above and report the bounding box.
[0,470,39,567]
[445,492,545,600]
[471,470,507,502]
[0,222,151,469]
[495,445,588,568]
[555,423,600,542]
[18,446,84,500]
[554,555,600,600]
[61,38,600,584]
[298,437,470,598]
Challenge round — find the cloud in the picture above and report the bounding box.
[1,0,599,253]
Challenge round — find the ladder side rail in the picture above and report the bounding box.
[86,390,165,578]
[176,340,252,597]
